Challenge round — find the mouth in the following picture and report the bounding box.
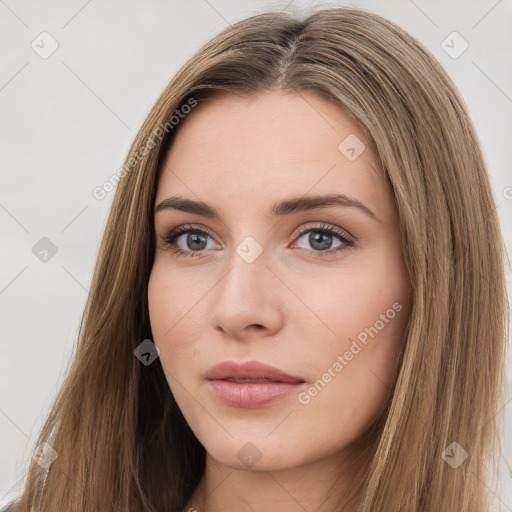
[205,360,305,383]
[205,360,306,408]
[224,378,282,383]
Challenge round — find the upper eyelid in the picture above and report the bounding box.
[294,223,354,242]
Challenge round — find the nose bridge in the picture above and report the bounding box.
[221,215,270,286]
[211,232,283,336]
[222,236,269,303]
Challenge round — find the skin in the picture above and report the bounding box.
[148,90,411,512]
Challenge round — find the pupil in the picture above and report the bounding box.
[188,233,207,250]
[310,232,332,250]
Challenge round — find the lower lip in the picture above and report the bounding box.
[208,380,305,408]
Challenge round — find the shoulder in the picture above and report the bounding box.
[1,501,16,512]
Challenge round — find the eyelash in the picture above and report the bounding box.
[160,222,355,260]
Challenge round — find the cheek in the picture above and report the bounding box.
[147,265,205,378]
[297,270,406,354]
[148,267,185,364]
[295,254,409,425]
[294,315,407,447]
[147,269,210,437]
[147,263,196,338]
[148,270,171,344]
[328,246,409,347]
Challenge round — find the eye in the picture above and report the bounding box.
[160,222,355,259]
[161,224,219,259]
[291,223,355,257]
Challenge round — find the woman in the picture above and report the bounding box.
[4,6,508,512]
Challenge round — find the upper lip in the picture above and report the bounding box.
[205,361,305,383]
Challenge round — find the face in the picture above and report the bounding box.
[148,90,410,472]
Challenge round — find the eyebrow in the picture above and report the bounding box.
[154,194,380,222]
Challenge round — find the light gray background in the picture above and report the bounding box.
[1,0,511,508]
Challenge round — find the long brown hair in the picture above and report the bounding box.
[10,6,508,511]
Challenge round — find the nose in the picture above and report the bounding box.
[210,245,284,340]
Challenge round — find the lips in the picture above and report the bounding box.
[205,361,306,408]
[205,360,304,383]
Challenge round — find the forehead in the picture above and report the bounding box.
[156,90,393,222]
